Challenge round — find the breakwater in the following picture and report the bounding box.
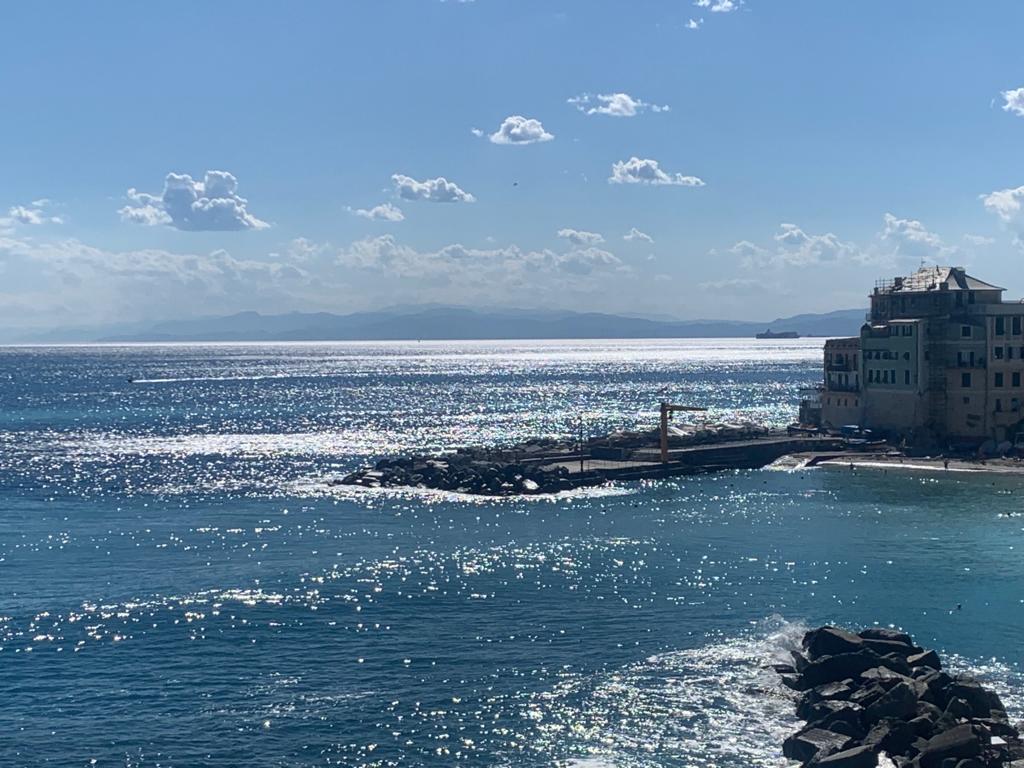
[778,626,1022,767]
[335,433,848,495]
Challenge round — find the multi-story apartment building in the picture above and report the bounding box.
[819,266,1024,445]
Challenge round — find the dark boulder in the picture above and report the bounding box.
[798,681,857,719]
[859,628,915,646]
[850,680,889,705]
[919,671,954,708]
[815,744,878,767]
[863,638,921,658]
[947,680,1004,718]
[908,650,942,671]
[802,651,886,688]
[878,653,913,677]
[805,627,867,659]
[861,666,915,687]
[783,727,853,763]
[915,724,983,768]
[865,681,920,726]
[863,718,917,756]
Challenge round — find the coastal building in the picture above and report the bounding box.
[819,266,1024,445]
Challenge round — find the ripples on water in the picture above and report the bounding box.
[1,340,1023,767]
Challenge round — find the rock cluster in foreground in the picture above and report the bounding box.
[334,447,579,495]
[777,626,1022,767]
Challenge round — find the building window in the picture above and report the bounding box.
[969,291,976,304]
[1014,316,1022,336]
[963,396,970,405]
[903,352,910,361]
[995,346,1004,360]
[995,372,1004,388]
[904,370,910,385]
[996,398,1003,413]
[961,325,972,338]
[1014,372,1022,388]
[962,372,972,387]
[890,369,896,383]
[996,317,1006,336]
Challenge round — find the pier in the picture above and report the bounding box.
[336,432,851,495]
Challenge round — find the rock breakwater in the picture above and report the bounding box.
[777,626,1022,767]
[334,444,581,495]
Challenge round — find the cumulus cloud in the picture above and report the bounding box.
[392,174,476,203]
[695,0,738,11]
[120,171,269,231]
[0,235,307,332]
[349,203,405,222]
[488,115,554,145]
[557,228,604,246]
[698,277,768,293]
[609,157,704,187]
[1001,88,1024,118]
[686,18,703,29]
[0,227,635,337]
[731,223,858,268]
[337,235,624,282]
[623,227,654,243]
[982,185,1024,244]
[568,92,669,117]
[7,200,62,225]
[880,213,954,261]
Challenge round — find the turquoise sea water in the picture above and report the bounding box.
[1,339,1023,767]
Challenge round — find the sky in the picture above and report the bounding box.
[3,0,1024,337]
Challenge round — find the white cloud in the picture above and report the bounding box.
[880,213,953,262]
[963,233,995,246]
[557,228,604,246]
[488,115,554,145]
[568,92,669,117]
[686,18,703,29]
[609,157,704,187]
[470,127,484,137]
[337,235,624,282]
[733,224,858,268]
[349,203,405,222]
[624,227,654,243]
[120,171,269,231]
[0,235,306,331]
[982,185,1024,245]
[8,200,62,225]
[1001,87,1024,118]
[695,0,738,12]
[392,174,476,203]
[698,277,768,293]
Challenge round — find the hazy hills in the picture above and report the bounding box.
[87,306,867,342]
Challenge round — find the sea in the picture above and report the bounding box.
[1,338,1023,767]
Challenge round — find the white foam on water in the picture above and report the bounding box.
[528,616,806,767]
[293,477,637,503]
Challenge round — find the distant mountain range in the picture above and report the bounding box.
[83,306,867,343]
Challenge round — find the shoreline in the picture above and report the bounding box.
[815,454,1024,477]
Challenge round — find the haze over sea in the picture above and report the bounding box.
[2,338,1024,767]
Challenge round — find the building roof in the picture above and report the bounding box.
[878,266,1004,294]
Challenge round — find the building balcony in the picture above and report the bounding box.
[953,360,986,369]
[825,383,861,393]
[826,362,854,372]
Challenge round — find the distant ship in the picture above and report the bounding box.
[755,329,800,339]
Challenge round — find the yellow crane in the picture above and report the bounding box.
[659,401,708,463]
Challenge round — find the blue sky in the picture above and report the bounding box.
[3,1,1024,336]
